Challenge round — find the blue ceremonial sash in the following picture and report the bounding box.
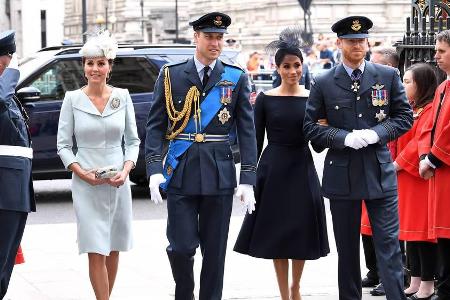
[160,66,242,190]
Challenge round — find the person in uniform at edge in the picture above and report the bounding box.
[0,30,35,299]
[418,29,450,300]
[303,16,413,300]
[361,46,408,297]
[145,12,257,300]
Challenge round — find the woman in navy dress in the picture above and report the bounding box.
[234,28,329,300]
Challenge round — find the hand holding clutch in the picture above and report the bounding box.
[94,166,119,179]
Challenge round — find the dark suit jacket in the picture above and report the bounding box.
[304,62,413,200]
[145,58,257,195]
[0,68,35,212]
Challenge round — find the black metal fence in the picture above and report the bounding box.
[396,0,450,81]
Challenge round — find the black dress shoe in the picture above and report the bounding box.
[408,293,435,300]
[370,283,386,296]
[405,291,419,297]
[362,276,379,288]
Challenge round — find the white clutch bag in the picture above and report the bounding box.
[94,166,119,179]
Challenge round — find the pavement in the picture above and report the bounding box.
[5,155,387,299]
[5,200,385,300]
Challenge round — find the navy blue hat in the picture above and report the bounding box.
[331,16,373,39]
[189,12,231,33]
[0,30,16,56]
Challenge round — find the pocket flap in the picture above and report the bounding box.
[0,157,26,170]
[214,147,233,160]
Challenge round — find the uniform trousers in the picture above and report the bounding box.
[437,238,450,299]
[362,234,406,280]
[406,241,437,281]
[0,209,27,299]
[166,193,233,300]
[330,196,406,300]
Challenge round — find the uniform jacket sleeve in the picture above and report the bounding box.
[254,92,266,159]
[57,91,77,169]
[235,72,257,185]
[145,67,168,177]
[303,75,349,149]
[0,68,19,113]
[396,104,432,177]
[123,89,140,165]
[371,70,413,144]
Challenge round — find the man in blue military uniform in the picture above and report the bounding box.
[145,12,257,300]
[0,30,35,299]
[303,16,413,300]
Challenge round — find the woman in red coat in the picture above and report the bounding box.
[395,63,438,300]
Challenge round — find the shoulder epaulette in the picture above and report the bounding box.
[221,60,244,71]
[165,59,189,68]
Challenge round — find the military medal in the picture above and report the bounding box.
[351,81,360,92]
[375,110,386,122]
[218,80,234,105]
[371,84,388,106]
[218,107,231,124]
[110,97,120,109]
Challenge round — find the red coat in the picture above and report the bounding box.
[360,133,400,236]
[418,80,450,239]
[396,103,435,241]
[14,245,24,265]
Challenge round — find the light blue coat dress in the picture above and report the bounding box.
[57,87,140,255]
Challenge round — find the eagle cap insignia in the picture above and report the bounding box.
[110,97,120,109]
[351,20,362,32]
[214,16,223,26]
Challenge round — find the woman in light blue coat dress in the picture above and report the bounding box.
[57,31,140,300]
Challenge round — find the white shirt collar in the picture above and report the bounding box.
[193,55,216,76]
[342,60,366,78]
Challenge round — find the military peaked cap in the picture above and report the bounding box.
[0,30,16,56]
[331,16,373,39]
[189,12,231,33]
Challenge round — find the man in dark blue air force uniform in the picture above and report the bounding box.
[145,12,257,300]
[303,17,413,300]
[0,30,35,299]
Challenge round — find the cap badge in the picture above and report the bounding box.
[214,16,223,26]
[351,20,362,32]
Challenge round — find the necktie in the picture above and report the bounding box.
[202,66,210,89]
[351,68,362,82]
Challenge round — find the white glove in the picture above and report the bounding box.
[234,184,256,214]
[344,132,369,150]
[148,173,166,204]
[7,53,18,70]
[353,129,380,144]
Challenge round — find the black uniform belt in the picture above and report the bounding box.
[174,133,229,143]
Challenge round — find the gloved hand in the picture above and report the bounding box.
[344,132,369,150]
[148,173,166,204]
[353,129,380,144]
[234,184,256,214]
[7,53,18,70]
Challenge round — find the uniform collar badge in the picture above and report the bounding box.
[110,97,120,109]
[351,20,361,32]
[375,109,386,122]
[218,107,231,124]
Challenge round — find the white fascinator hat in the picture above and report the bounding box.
[79,30,118,60]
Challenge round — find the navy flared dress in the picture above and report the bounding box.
[234,92,329,260]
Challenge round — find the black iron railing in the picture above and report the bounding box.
[396,0,450,81]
